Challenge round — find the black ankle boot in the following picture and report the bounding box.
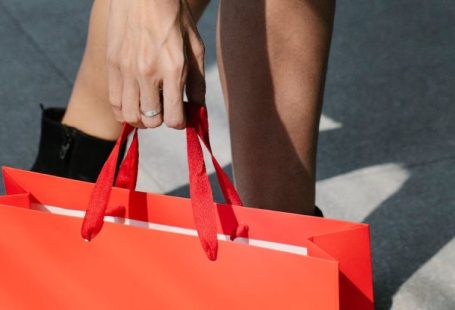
[314,206,324,217]
[31,106,119,182]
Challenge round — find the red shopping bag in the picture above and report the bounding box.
[0,103,374,309]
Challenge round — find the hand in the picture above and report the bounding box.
[106,0,206,129]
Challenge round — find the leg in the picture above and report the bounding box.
[217,0,335,214]
[34,0,211,180]
[62,0,121,141]
[32,0,120,181]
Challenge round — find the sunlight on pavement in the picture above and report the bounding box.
[316,163,410,222]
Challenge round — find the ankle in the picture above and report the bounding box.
[62,104,122,141]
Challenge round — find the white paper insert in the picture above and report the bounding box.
[32,203,308,256]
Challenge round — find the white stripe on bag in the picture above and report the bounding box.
[31,203,308,256]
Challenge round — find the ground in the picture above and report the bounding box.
[0,1,453,309]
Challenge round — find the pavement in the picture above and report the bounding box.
[0,0,454,309]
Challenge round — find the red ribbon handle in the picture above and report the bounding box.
[81,103,247,260]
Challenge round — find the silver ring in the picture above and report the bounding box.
[141,109,161,118]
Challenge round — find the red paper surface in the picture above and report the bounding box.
[0,167,374,309]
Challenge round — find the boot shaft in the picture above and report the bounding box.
[32,106,118,182]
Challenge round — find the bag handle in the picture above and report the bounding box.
[186,104,242,206]
[81,103,247,260]
[114,104,242,205]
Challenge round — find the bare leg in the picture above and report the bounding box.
[217,0,335,214]
[62,0,121,141]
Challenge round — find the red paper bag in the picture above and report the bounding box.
[0,104,374,309]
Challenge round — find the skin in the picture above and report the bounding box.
[105,0,206,129]
[217,0,335,214]
[63,0,209,138]
[62,0,122,140]
[62,0,335,215]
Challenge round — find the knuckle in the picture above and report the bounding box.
[119,58,133,73]
[143,116,163,128]
[109,95,121,108]
[166,54,186,76]
[136,59,156,77]
[143,77,161,89]
[179,54,186,66]
[123,111,141,124]
[168,63,185,77]
[110,100,121,109]
[114,113,124,122]
[107,52,120,67]
[164,115,185,130]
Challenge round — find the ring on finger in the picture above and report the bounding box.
[141,108,162,118]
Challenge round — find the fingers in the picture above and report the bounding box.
[107,62,124,122]
[108,49,194,130]
[163,72,186,130]
[105,0,205,130]
[121,77,145,128]
[139,78,163,128]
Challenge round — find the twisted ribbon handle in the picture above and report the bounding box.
[81,103,247,260]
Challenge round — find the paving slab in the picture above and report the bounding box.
[0,0,91,82]
[317,158,455,309]
[0,1,453,309]
[0,4,72,173]
[392,239,455,310]
[319,0,455,180]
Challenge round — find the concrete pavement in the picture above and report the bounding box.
[0,0,453,309]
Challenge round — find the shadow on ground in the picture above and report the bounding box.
[318,1,455,308]
[0,0,454,309]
